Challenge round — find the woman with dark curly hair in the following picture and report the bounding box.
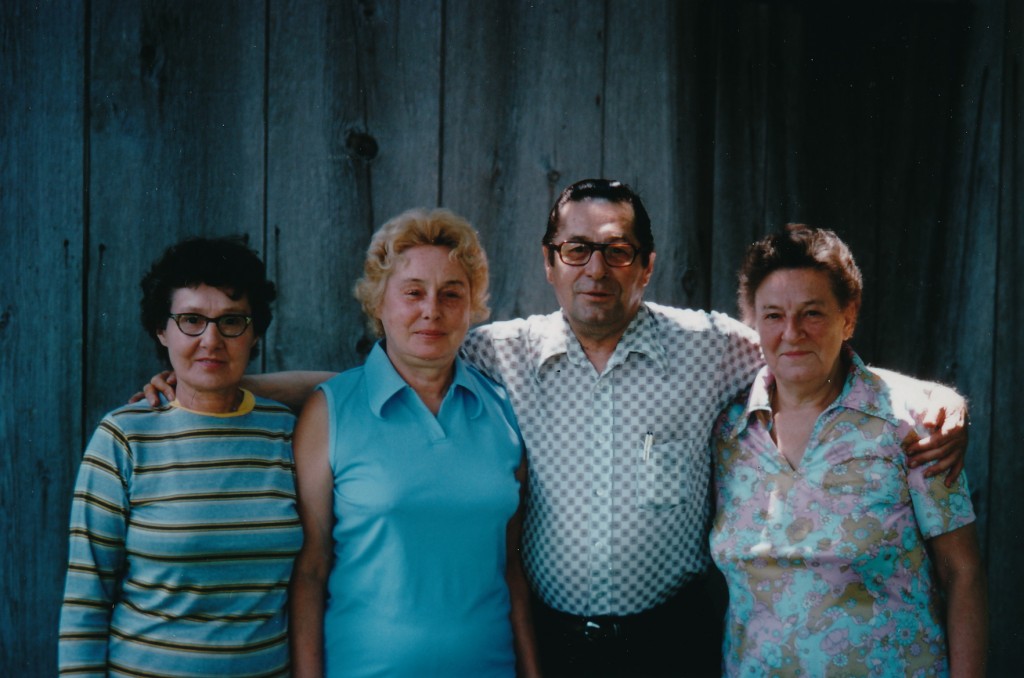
[58,236,301,676]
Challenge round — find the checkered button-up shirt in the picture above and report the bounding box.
[461,302,763,616]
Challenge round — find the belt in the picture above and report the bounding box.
[546,610,634,642]
[535,579,702,643]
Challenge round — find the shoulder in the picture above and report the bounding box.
[316,363,371,413]
[644,302,759,350]
[99,399,173,433]
[468,311,562,346]
[857,364,931,429]
[714,383,756,439]
[462,360,514,406]
[318,363,367,393]
[250,393,296,414]
[246,394,297,433]
[645,303,752,336]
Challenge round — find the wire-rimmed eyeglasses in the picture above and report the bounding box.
[168,313,253,337]
[546,241,642,267]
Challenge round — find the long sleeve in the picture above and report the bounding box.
[58,419,131,676]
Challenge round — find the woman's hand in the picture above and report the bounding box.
[129,371,177,406]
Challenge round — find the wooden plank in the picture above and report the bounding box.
[985,0,1020,669]
[265,0,442,373]
[85,0,266,427]
[0,1,85,672]
[441,0,605,320]
[602,0,688,308]
[933,0,1002,570]
[706,1,806,318]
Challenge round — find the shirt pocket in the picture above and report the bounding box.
[634,440,697,510]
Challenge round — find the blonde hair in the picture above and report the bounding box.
[354,208,491,337]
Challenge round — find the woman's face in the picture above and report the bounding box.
[376,245,472,377]
[753,268,857,389]
[157,284,258,412]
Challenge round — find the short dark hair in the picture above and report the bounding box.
[543,179,655,267]
[140,236,276,365]
[737,224,862,325]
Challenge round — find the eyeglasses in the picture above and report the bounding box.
[546,241,642,267]
[168,313,253,337]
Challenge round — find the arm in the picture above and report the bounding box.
[135,370,336,412]
[289,391,336,677]
[58,427,130,675]
[873,368,968,485]
[928,523,988,677]
[244,372,337,411]
[506,454,540,678]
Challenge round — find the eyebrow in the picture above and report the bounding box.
[759,299,828,310]
[172,305,251,314]
[561,234,635,243]
[397,277,468,287]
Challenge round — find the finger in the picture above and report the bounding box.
[919,445,955,474]
[943,457,966,487]
[907,444,950,469]
[128,391,144,404]
[151,371,177,401]
[940,403,967,434]
[905,427,967,454]
[919,405,945,431]
[143,384,162,407]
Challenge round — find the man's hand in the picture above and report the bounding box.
[129,371,177,406]
[904,396,968,487]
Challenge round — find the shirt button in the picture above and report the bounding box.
[595,488,608,498]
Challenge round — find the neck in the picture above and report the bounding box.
[176,386,243,414]
[568,320,633,374]
[388,358,455,416]
[773,359,847,414]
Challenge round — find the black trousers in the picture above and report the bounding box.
[531,570,726,678]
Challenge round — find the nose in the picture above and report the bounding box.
[583,249,609,278]
[781,316,802,341]
[198,321,228,348]
[421,294,442,319]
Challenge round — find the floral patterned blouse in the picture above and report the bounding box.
[710,348,975,677]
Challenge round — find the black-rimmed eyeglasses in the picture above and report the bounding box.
[168,313,253,337]
[546,241,642,267]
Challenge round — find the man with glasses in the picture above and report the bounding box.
[458,178,756,676]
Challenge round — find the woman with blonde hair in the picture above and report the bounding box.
[288,209,538,677]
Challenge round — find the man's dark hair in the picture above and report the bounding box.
[139,235,276,365]
[543,178,655,266]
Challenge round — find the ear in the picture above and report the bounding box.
[842,303,859,340]
[640,251,656,287]
[543,244,555,284]
[157,328,169,347]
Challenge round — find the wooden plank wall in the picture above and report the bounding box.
[2,0,1020,674]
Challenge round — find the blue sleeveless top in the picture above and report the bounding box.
[319,343,522,677]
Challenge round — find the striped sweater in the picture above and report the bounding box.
[58,391,301,677]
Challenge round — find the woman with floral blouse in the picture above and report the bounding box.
[710,225,987,677]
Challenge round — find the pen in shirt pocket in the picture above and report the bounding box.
[642,431,654,462]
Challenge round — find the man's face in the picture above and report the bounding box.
[544,198,655,344]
